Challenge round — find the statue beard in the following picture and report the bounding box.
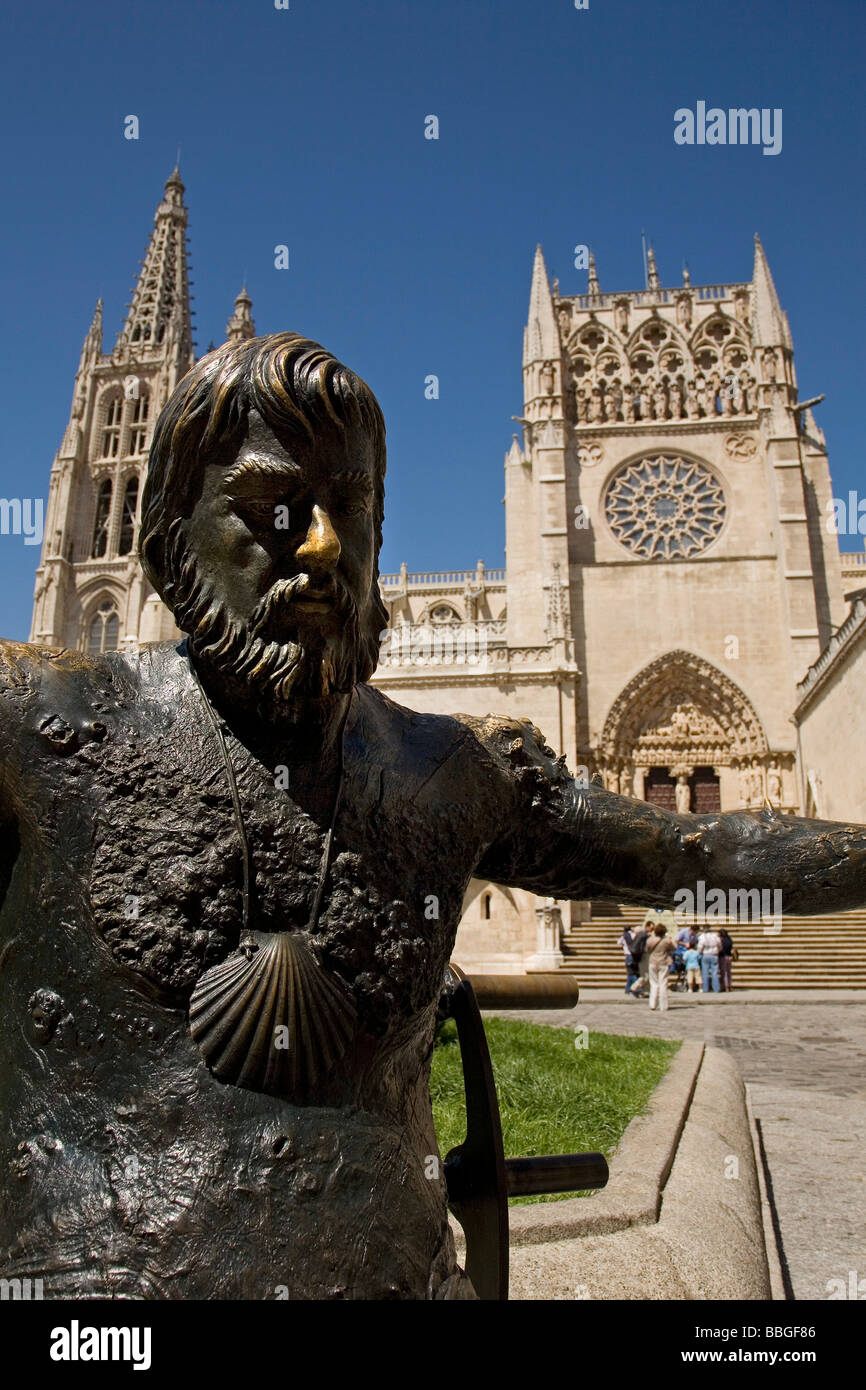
[167,535,368,716]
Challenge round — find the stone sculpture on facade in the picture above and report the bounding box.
[4,331,865,1300]
[676,293,693,330]
[766,761,783,807]
[762,348,778,383]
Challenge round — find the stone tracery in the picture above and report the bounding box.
[566,308,757,426]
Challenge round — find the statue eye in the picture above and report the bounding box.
[238,501,281,523]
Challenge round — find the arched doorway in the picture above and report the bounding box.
[598,650,768,811]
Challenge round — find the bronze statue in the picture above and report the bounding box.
[1,333,864,1299]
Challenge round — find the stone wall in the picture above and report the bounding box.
[796,600,866,823]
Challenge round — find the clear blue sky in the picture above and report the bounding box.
[1,0,864,640]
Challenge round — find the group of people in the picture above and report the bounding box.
[616,910,738,1012]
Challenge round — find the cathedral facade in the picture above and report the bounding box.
[31,173,864,972]
[371,243,864,968]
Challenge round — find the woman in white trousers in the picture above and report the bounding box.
[647,924,675,1012]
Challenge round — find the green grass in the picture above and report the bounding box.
[430,1017,680,1203]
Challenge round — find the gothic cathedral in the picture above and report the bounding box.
[31,173,865,973]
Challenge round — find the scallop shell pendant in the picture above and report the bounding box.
[189,931,356,1100]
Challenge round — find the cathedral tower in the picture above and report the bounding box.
[511,237,847,815]
[31,168,198,652]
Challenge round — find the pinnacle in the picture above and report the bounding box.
[226,283,256,343]
[587,249,601,299]
[751,234,788,346]
[646,245,661,292]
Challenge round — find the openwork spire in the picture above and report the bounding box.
[117,166,192,360]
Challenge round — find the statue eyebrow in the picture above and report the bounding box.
[330,468,374,494]
[224,457,303,488]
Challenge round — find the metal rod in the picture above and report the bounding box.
[504,1152,609,1197]
[467,974,579,1010]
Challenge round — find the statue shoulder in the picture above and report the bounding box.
[0,639,115,698]
[0,639,81,708]
[353,683,474,760]
[450,711,569,781]
[0,639,154,749]
[355,687,570,788]
[0,639,39,692]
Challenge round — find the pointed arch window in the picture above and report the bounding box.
[101,395,122,458]
[129,390,150,455]
[91,479,112,558]
[118,475,139,556]
[87,601,120,655]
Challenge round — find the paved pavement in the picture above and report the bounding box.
[495,990,866,1301]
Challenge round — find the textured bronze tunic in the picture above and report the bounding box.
[2,638,864,1299]
[0,639,569,1299]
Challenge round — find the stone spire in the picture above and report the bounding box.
[116,166,193,363]
[225,285,256,344]
[523,244,559,366]
[83,298,103,359]
[586,249,602,303]
[751,234,791,348]
[646,245,661,293]
[58,299,104,460]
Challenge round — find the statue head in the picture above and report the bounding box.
[140,333,388,711]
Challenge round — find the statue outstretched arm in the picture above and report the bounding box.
[459,714,866,916]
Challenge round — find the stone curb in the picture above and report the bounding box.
[508,1045,772,1300]
[745,1082,787,1301]
[507,1039,705,1245]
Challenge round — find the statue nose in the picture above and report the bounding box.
[295,505,340,571]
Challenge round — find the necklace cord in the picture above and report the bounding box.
[189,656,253,935]
[187,649,351,939]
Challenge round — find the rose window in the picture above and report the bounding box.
[604,455,726,560]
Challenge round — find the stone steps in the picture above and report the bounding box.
[559,909,866,988]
